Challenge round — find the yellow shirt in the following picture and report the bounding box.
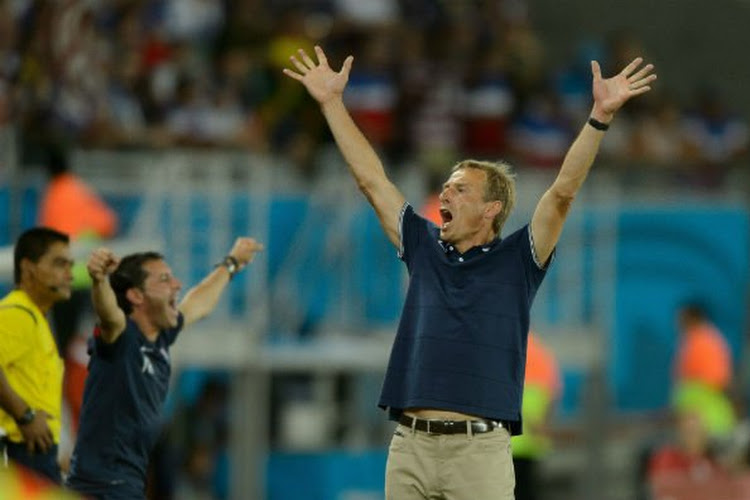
[0,290,63,443]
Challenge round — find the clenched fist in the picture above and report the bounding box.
[87,248,120,282]
[227,237,264,271]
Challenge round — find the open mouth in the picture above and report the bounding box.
[439,208,453,229]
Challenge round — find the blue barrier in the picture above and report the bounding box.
[267,450,386,500]
[612,207,749,410]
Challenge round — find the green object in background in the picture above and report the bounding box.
[511,384,553,458]
[71,231,103,289]
[72,261,91,289]
[672,381,736,439]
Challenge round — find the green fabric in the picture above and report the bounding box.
[71,231,102,289]
[672,381,735,438]
[511,385,552,458]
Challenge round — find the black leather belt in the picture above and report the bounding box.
[399,414,505,435]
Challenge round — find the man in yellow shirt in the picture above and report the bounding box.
[0,227,73,483]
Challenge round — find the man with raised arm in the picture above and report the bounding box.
[66,238,263,499]
[284,45,655,499]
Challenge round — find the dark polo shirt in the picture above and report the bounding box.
[67,314,183,499]
[378,204,551,435]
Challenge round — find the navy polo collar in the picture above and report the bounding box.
[438,237,500,259]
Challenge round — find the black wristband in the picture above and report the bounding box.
[215,255,239,278]
[15,407,35,426]
[588,117,610,131]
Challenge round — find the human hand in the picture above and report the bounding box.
[283,46,354,105]
[228,237,264,269]
[19,409,54,454]
[87,248,120,283]
[591,57,657,122]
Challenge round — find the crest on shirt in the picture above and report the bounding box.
[140,346,155,376]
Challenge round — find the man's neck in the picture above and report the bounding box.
[130,312,160,342]
[17,285,52,314]
[453,229,498,254]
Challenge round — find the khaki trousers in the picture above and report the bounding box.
[385,423,515,500]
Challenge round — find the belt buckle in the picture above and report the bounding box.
[473,421,491,433]
[426,420,442,435]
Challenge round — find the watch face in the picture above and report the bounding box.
[17,408,35,425]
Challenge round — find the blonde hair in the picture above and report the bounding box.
[452,159,516,234]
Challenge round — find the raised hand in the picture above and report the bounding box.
[283,46,354,105]
[228,237,264,270]
[591,57,657,120]
[87,248,120,282]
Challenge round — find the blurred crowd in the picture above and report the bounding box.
[0,0,748,187]
[2,2,750,499]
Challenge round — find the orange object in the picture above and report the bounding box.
[421,193,442,227]
[525,332,562,399]
[675,321,732,391]
[38,173,118,239]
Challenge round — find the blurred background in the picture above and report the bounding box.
[0,0,749,499]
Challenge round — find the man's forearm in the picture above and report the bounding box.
[0,368,28,420]
[320,97,389,192]
[179,267,231,323]
[91,278,123,330]
[551,118,607,199]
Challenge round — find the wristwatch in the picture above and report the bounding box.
[15,407,35,426]
[216,255,239,278]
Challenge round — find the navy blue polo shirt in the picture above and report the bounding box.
[378,204,551,435]
[67,314,183,498]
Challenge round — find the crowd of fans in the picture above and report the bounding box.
[0,0,748,187]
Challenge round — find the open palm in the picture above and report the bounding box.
[283,46,354,105]
[592,57,656,117]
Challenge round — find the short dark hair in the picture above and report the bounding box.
[679,302,709,323]
[109,252,164,315]
[14,227,70,284]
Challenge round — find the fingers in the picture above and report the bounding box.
[282,68,303,81]
[289,48,317,76]
[314,45,328,66]
[230,237,264,267]
[289,55,310,75]
[620,56,644,77]
[628,63,655,83]
[88,248,119,278]
[36,431,52,453]
[628,75,657,91]
[591,60,602,80]
[630,85,652,96]
[298,48,315,68]
[22,414,53,454]
[340,55,354,77]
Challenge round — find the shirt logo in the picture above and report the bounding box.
[141,346,155,376]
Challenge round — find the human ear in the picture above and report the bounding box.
[485,200,502,220]
[126,287,144,306]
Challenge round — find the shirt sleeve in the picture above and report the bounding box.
[0,309,35,366]
[528,225,555,271]
[508,225,554,292]
[91,325,128,360]
[398,203,433,265]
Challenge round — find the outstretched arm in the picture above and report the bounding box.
[283,46,405,248]
[88,248,126,343]
[179,237,263,326]
[531,58,656,264]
